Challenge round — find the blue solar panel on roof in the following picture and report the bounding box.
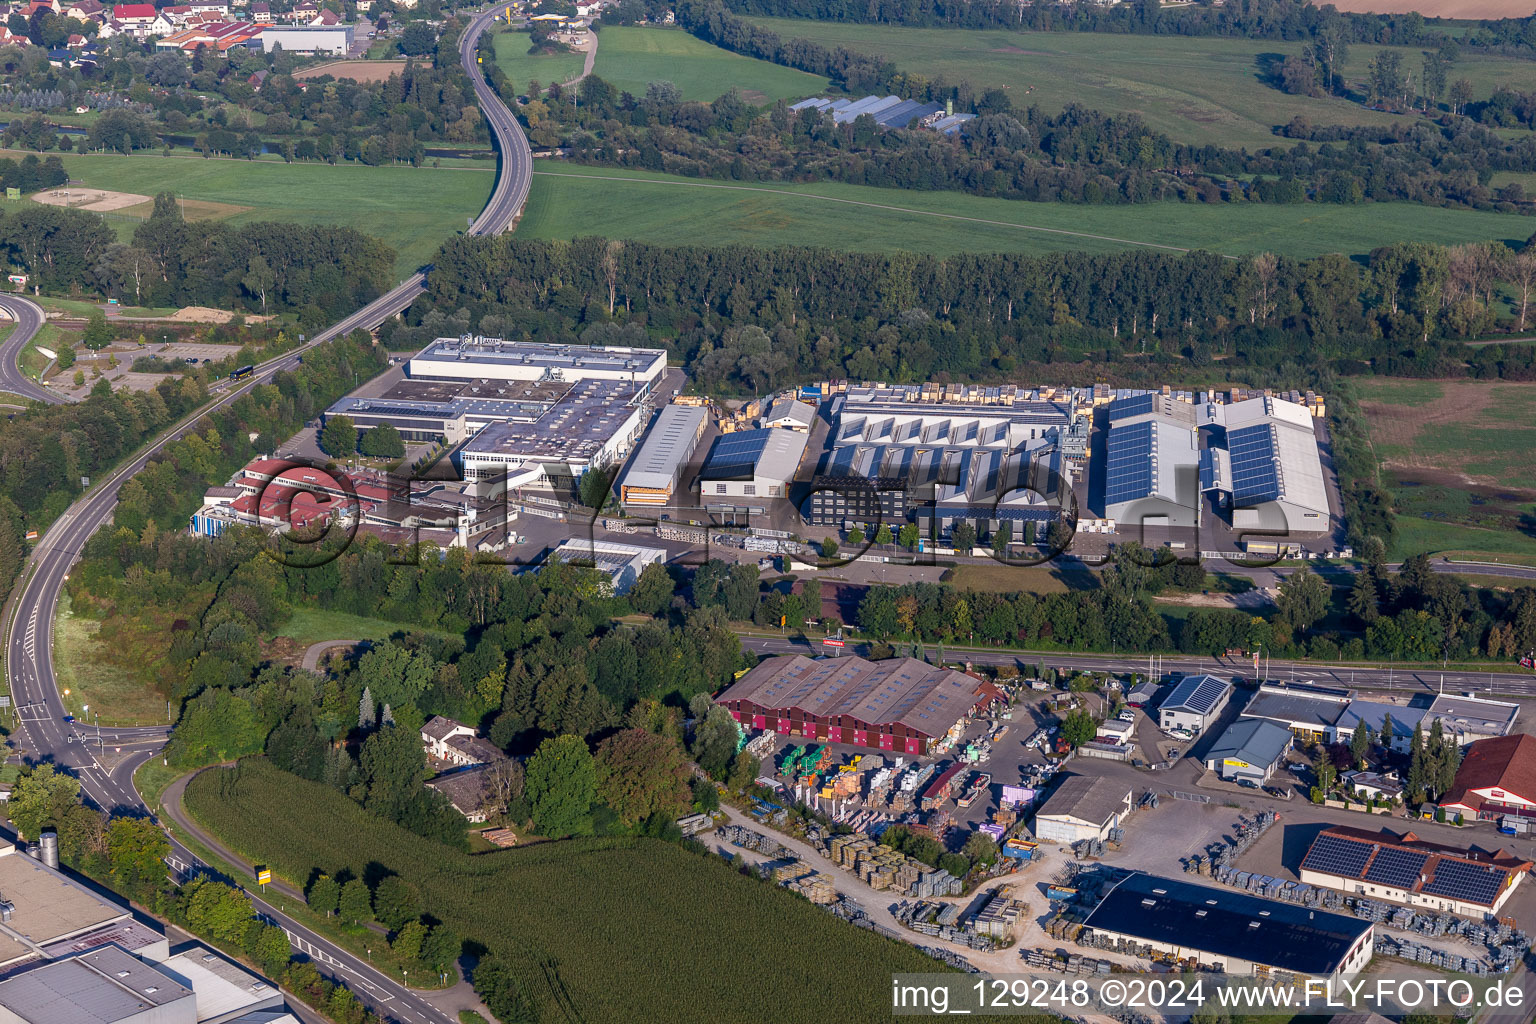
[1301,834,1375,878]
[1105,420,1156,505]
[703,428,775,479]
[1109,393,1156,422]
[1364,847,1428,888]
[1228,423,1282,503]
[1421,859,1505,905]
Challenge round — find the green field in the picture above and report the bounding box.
[592,26,828,103]
[492,28,586,90]
[1353,378,1536,563]
[20,151,494,277]
[185,758,959,1022]
[275,608,451,646]
[739,19,1536,148]
[518,165,1536,258]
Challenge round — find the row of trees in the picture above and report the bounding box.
[0,194,396,320]
[418,234,1536,399]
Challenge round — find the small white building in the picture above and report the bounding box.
[1031,774,1132,844]
[548,538,665,596]
[762,396,815,432]
[1159,674,1231,736]
[421,715,504,767]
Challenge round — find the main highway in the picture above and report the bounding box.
[0,294,65,405]
[3,9,527,1024]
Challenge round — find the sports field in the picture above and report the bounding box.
[1354,378,1536,563]
[14,150,493,276]
[591,26,828,103]
[517,165,1535,258]
[492,28,586,90]
[740,18,1536,148]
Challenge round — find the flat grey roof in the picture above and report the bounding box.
[0,851,132,967]
[412,337,665,376]
[462,379,642,463]
[1427,694,1519,733]
[624,405,707,491]
[0,945,191,1024]
[1242,687,1351,731]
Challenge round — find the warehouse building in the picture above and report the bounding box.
[409,336,665,392]
[803,384,1079,535]
[1103,393,1202,531]
[325,376,580,444]
[1203,719,1292,784]
[762,396,815,432]
[1299,825,1531,918]
[1083,873,1374,982]
[547,538,666,596]
[699,427,809,509]
[1239,683,1352,743]
[1199,395,1329,532]
[0,845,165,972]
[258,24,352,52]
[1030,774,1133,844]
[1439,734,1536,824]
[1158,674,1231,736]
[1423,693,1520,746]
[618,404,708,507]
[458,377,648,491]
[715,654,995,756]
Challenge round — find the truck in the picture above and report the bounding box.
[956,773,990,810]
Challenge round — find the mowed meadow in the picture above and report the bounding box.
[183,758,987,1023]
[15,150,494,276]
[739,18,1536,148]
[518,165,1536,258]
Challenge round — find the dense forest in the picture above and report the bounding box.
[0,193,396,320]
[411,234,1536,395]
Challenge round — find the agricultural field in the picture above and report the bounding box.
[492,28,586,91]
[13,150,494,277]
[518,165,1535,258]
[740,18,1536,148]
[184,758,960,1023]
[591,26,829,103]
[1354,377,1536,563]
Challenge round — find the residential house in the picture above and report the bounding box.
[249,1,271,20]
[63,0,103,19]
[421,714,505,768]
[307,7,338,24]
[1341,770,1403,803]
[110,1,158,33]
[425,765,494,822]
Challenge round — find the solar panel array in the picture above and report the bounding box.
[1300,833,1375,879]
[704,429,773,479]
[1421,859,1506,906]
[1363,847,1428,889]
[1108,392,1157,423]
[1165,675,1228,715]
[1105,420,1156,506]
[1228,423,1283,504]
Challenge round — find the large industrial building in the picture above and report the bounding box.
[802,384,1079,536]
[699,427,810,511]
[257,23,352,52]
[323,337,669,493]
[1082,873,1374,982]
[1102,391,1329,534]
[0,844,300,1024]
[618,404,708,507]
[1299,825,1531,917]
[714,654,999,756]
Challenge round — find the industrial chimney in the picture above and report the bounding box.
[39,831,58,870]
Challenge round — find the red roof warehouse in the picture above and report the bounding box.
[714,654,1001,756]
[1440,734,1536,822]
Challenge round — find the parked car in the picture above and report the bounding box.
[1237,779,1258,789]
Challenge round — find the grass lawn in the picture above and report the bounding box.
[55,593,169,726]
[518,165,1535,258]
[1353,378,1536,563]
[736,20,1536,149]
[941,562,1090,593]
[185,758,961,1023]
[492,28,586,90]
[16,150,493,278]
[275,608,451,646]
[133,758,181,815]
[592,26,828,103]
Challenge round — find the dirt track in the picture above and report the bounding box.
[294,59,409,82]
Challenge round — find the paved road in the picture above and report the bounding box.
[737,635,1536,698]
[0,293,65,405]
[2,10,531,1024]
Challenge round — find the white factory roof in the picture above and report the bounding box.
[0,945,192,1024]
[623,404,707,491]
[409,336,666,379]
[160,946,282,1022]
[1209,396,1327,516]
